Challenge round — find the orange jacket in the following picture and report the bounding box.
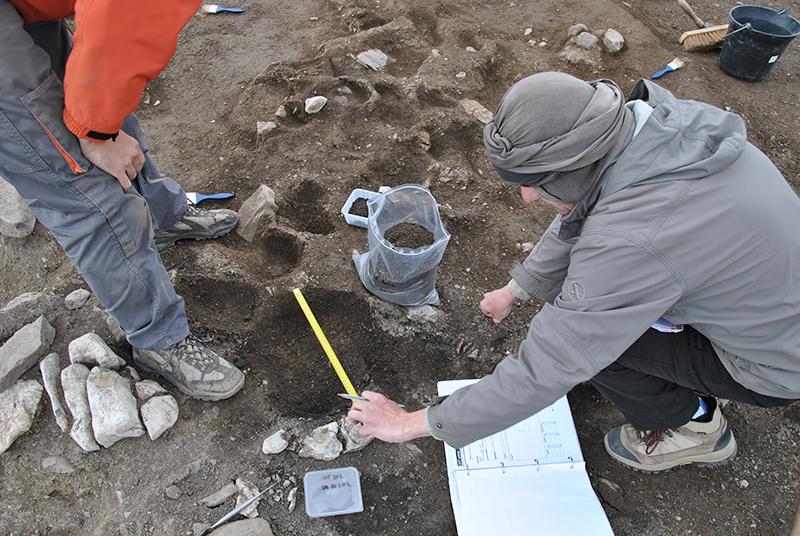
[10,0,200,140]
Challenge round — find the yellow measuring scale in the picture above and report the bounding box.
[292,288,359,397]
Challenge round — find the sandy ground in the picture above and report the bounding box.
[1,0,800,535]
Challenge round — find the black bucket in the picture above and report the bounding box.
[719,5,800,81]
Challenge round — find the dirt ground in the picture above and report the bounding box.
[2,0,800,534]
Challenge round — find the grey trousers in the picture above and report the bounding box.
[0,1,189,350]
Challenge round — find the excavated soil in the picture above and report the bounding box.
[383,223,434,249]
[1,0,799,535]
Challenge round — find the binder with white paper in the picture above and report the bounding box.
[439,379,614,536]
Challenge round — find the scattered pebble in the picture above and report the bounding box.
[602,28,625,54]
[455,71,467,78]
[573,31,600,50]
[287,486,298,513]
[304,96,328,114]
[524,27,532,36]
[406,305,442,324]
[256,121,278,140]
[42,455,75,474]
[261,429,289,455]
[356,49,389,71]
[738,479,750,489]
[200,482,238,507]
[568,23,590,38]
[64,289,91,310]
[165,485,182,500]
[459,99,493,124]
[235,478,262,519]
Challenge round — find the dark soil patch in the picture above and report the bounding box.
[260,228,304,278]
[278,180,335,235]
[175,276,256,332]
[384,223,434,249]
[348,197,369,217]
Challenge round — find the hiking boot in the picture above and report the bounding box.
[133,334,244,401]
[603,399,737,473]
[154,205,238,251]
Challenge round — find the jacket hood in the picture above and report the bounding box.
[601,79,747,198]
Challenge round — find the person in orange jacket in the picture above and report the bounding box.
[1,0,245,401]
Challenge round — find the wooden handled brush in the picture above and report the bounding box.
[676,0,727,51]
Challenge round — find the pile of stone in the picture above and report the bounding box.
[559,23,626,67]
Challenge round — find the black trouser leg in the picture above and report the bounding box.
[591,326,796,431]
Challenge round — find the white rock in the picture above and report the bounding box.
[261,429,289,454]
[39,353,69,433]
[86,367,144,448]
[573,31,599,50]
[0,380,43,455]
[200,482,239,507]
[524,27,532,36]
[275,105,288,118]
[0,177,36,238]
[135,379,168,401]
[61,364,100,452]
[521,242,535,253]
[0,292,60,342]
[208,518,274,536]
[455,71,467,78]
[287,486,298,513]
[42,455,75,474]
[299,422,342,461]
[256,121,278,140]
[235,478,261,519]
[64,289,91,310]
[356,49,389,71]
[339,415,374,453]
[603,28,625,54]
[304,96,328,114]
[0,315,55,393]
[406,305,442,324]
[465,46,477,52]
[141,395,179,441]
[568,23,590,38]
[458,99,493,124]
[559,46,597,67]
[236,185,278,243]
[68,333,125,369]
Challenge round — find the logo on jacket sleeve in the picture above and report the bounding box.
[567,281,586,301]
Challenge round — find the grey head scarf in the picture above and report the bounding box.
[483,72,635,238]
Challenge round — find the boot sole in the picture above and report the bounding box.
[604,433,738,474]
[133,351,245,402]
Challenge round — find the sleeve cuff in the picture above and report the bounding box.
[63,107,120,141]
[506,279,531,300]
[425,396,449,441]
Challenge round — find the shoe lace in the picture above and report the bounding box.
[638,429,674,455]
[184,205,205,217]
[174,334,216,372]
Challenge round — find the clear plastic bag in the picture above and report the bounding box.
[353,184,450,306]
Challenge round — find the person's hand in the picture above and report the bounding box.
[347,391,429,443]
[480,286,515,324]
[79,131,145,191]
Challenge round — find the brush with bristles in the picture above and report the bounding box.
[651,58,686,80]
[200,4,245,14]
[679,25,729,51]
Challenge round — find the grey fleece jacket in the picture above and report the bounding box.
[427,79,800,448]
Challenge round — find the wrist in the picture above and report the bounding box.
[403,409,431,441]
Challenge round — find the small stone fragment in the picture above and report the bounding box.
[298,422,343,461]
[235,478,261,519]
[141,395,179,441]
[339,415,374,453]
[68,333,125,369]
[200,482,239,507]
[135,379,168,401]
[573,31,599,50]
[304,96,327,114]
[261,429,289,455]
[39,353,70,433]
[64,289,91,310]
[193,523,211,536]
[521,242,535,253]
[275,105,288,118]
[458,99,493,124]
[256,121,278,140]
[0,380,43,455]
[738,479,750,489]
[523,27,532,36]
[105,312,126,344]
[208,518,274,536]
[416,130,431,152]
[559,47,596,67]
[42,455,75,474]
[406,305,442,324]
[287,486,298,513]
[356,49,389,71]
[0,292,60,342]
[455,71,467,78]
[165,485,182,500]
[0,315,55,393]
[126,366,141,382]
[0,177,36,238]
[568,23,590,38]
[602,28,625,54]
[236,185,278,243]
[61,364,100,452]
[87,367,144,448]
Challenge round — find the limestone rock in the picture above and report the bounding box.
[86,367,144,448]
[287,486,298,513]
[406,305,442,324]
[64,289,91,310]
[235,478,262,519]
[256,121,278,141]
[603,28,625,54]
[165,485,182,500]
[0,315,55,393]
[236,185,278,242]
[141,395,178,440]
[68,333,125,369]
[200,482,238,507]
[339,415,373,453]
[209,518,274,536]
[104,312,127,344]
[567,23,590,38]
[559,46,597,67]
[261,429,289,455]
[304,96,327,114]
[39,353,69,433]
[193,523,211,536]
[61,364,100,452]
[298,422,343,461]
[135,379,168,401]
[42,455,75,474]
[0,292,60,342]
[356,49,389,71]
[0,380,43,455]
[0,177,36,238]
[573,31,599,50]
[458,99,493,124]
[126,366,141,382]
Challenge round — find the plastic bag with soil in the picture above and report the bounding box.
[353,184,450,306]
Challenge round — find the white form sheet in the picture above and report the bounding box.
[438,379,614,536]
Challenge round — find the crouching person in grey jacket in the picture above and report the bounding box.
[348,72,800,473]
